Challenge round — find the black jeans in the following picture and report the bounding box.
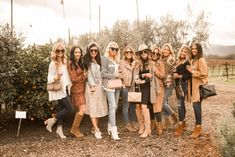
[177,81,187,121]
[56,96,73,125]
[193,102,202,125]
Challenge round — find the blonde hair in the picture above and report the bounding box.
[50,42,67,65]
[162,43,175,60]
[104,41,120,62]
[122,45,136,61]
[177,44,190,62]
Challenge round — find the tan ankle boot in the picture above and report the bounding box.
[156,122,163,136]
[175,123,184,136]
[71,113,84,138]
[140,109,151,138]
[136,108,144,134]
[190,125,202,138]
[125,123,136,132]
[164,117,171,129]
[171,112,178,125]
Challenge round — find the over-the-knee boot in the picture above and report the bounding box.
[140,109,151,138]
[136,108,144,134]
[56,125,67,139]
[44,117,57,132]
[71,113,84,138]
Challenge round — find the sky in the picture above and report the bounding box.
[1,0,235,46]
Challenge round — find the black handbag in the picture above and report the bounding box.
[200,83,217,99]
[175,83,184,98]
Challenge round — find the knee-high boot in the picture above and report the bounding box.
[136,107,144,134]
[71,113,84,138]
[140,108,151,138]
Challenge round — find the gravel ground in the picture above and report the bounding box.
[0,82,234,157]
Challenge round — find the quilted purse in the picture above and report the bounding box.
[128,92,142,103]
[47,81,62,91]
[107,79,123,89]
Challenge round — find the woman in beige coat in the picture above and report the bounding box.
[150,46,166,135]
[186,42,208,138]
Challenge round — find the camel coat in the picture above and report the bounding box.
[187,58,209,103]
[151,60,166,113]
[119,60,133,87]
[67,61,86,107]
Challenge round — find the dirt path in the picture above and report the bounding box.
[0,82,234,157]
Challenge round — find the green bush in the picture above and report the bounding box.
[13,44,58,120]
[0,24,58,120]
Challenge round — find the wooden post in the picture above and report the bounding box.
[224,62,229,79]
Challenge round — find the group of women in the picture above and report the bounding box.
[44,41,208,140]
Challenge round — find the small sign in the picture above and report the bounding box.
[15,111,27,119]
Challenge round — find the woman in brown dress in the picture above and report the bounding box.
[67,46,86,138]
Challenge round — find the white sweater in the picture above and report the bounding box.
[47,61,71,101]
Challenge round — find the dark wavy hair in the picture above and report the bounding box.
[69,46,84,70]
[190,42,203,59]
[83,42,101,71]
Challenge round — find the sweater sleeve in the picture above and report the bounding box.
[192,58,208,79]
[47,61,57,84]
[101,57,113,79]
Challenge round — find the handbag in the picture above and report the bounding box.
[107,79,123,89]
[175,82,184,98]
[47,81,62,91]
[200,83,217,99]
[128,85,142,103]
[128,92,142,103]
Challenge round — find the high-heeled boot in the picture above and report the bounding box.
[140,109,151,138]
[136,108,144,134]
[110,126,120,140]
[44,117,57,132]
[56,125,67,139]
[71,113,84,138]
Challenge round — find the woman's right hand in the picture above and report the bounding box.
[54,73,62,81]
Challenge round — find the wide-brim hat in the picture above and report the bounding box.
[136,44,151,53]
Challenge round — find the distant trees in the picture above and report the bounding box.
[76,10,210,55]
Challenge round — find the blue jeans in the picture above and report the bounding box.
[105,88,121,127]
[177,81,187,121]
[121,87,136,124]
[56,96,74,125]
[163,85,174,116]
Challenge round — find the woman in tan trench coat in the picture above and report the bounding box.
[186,42,208,138]
[150,46,166,136]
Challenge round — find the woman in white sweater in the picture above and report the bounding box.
[44,42,73,139]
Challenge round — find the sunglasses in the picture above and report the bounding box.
[56,49,65,54]
[139,50,148,55]
[90,49,98,53]
[152,51,161,55]
[110,47,119,52]
[125,51,133,54]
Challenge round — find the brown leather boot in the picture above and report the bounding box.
[175,121,186,136]
[190,125,202,138]
[171,112,178,125]
[125,123,137,132]
[140,108,151,138]
[155,122,163,136]
[71,113,84,138]
[163,117,171,129]
[136,108,144,134]
[151,120,156,130]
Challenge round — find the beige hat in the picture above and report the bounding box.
[137,44,151,53]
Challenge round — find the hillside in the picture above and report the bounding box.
[206,44,235,56]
